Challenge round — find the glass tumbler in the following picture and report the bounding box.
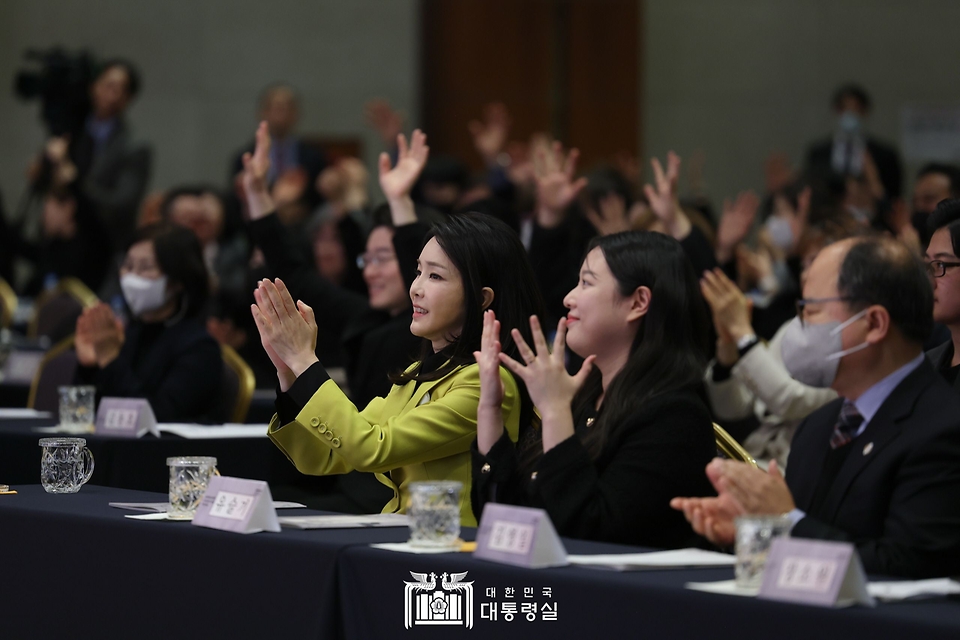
[734,515,793,589]
[407,481,462,549]
[58,385,96,432]
[167,456,218,520]
[39,437,95,493]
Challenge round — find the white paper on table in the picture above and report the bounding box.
[0,408,51,419]
[567,548,736,571]
[371,542,461,554]
[686,579,759,598]
[111,501,305,513]
[33,424,94,434]
[278,514,410,529]
[868,578,960,601]
[686,579,858,607]
[156,423,269,439]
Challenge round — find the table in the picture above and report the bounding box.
[3,484,960,639]
[0,418,392,513]
[0,485,409,639]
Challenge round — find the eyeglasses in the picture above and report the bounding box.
[356,252,397,269]
[795,296,856,327]
[926,260,960,278]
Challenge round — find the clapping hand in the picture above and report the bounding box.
[700,268,754,367]
[250,278,318,391]
[534,141,588,229]
[498,316,595,453]
[240,121,274,220]
[474,310,506,455]
[643,152,691,240]
[75,303,124,368]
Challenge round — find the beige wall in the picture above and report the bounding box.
[0,0,419,209]
[643,0,960,203]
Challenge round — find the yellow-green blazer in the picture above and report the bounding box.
[268,363,521,526]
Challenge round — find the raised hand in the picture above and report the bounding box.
[643,152,691,240]
[468,102,511,166]
[365,99,404,147]
[474,310,506,455]
[250,279,318,384]
[75,303,124,368]
[584,192,631,236]
[378,129,430,204]
[716,190,760,264]
[240,121,274,220]
[534,141,588,229]
[499,316,595,452]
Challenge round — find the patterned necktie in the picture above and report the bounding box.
[830,401,863,449]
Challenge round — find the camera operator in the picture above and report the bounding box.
[35,59,152,265]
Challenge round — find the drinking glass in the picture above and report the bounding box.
[58,385,96,432]
[39,437,95,493]
[167,456,218,520]
[407,481,462,549]
[734,515,793,589]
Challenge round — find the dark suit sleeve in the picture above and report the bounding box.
[470,432,528,519]
[92,332,223,423]
[79,144,152,225]
[792,425,960,577]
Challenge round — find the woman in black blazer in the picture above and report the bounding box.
[472,231,716,547]
[75,222,222,422]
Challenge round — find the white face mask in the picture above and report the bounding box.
[765,215,795,252]
[120,273,168,316]
[780,309,869,388]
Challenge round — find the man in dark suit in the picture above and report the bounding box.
[673,236,960,578]
[230,84,326,210]
[45,59,152,254]
[804,84,903,201]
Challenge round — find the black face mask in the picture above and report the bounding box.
[913,210,932,246]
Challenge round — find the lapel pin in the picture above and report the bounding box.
[863,442,874,456]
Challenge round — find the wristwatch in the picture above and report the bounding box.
[736,333,759,357]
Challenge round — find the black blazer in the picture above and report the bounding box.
[76,317,223,423]
[926,340,960,393]
[786,359,960,577]
[472,387,717,548]
[804,136,903,200]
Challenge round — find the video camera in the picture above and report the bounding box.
[14,48,96,137]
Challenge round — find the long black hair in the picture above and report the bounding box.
[519,231,711,463]
[392,212,545,384]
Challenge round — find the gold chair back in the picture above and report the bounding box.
[713,422,758,468]
[28,278,99,340]
[0,277,16,328]
[27,335,78,410]
[220,344,255,423]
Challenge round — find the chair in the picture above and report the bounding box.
[217,344,256,423]
[28,278,99,343]
[713,422,758,468]
[27,335,79,413]
[0,277,16,329]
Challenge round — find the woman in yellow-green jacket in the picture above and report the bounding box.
[251,212,544,525]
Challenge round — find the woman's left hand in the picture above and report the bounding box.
[499,316,595,452]
[251,278,319,377]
